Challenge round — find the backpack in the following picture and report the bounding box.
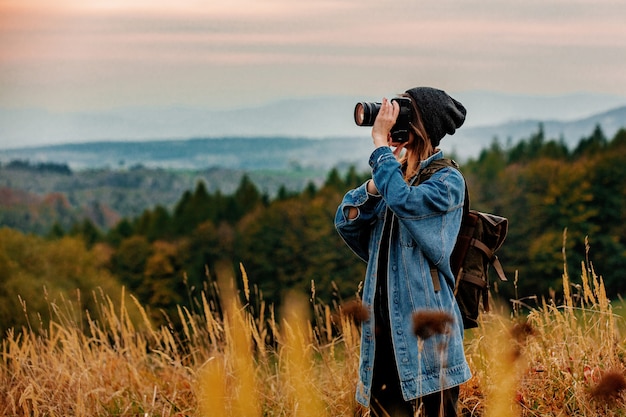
[413,158,509,329]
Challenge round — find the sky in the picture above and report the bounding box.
[1,0,626,114]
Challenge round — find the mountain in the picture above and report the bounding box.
[445,105,626,157]
[1,91,626,151]
[452,91,626,127]
[1,105,625,170]
[0,99,361,149]
[0,137,375,172]
[1,102,625,235]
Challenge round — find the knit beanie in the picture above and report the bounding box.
[405,87,466,147]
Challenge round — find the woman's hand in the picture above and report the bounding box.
[371,98,399,148]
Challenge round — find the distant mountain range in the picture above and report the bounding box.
[1,91,625,169]
[445,104,626,157]
[0,136,375,172]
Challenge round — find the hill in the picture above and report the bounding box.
[1,91,626,152]
[0,160,331,233]
[447,105,626,155]
[1,105,625,169]
[0,136,375,172]
[1,103,625,235]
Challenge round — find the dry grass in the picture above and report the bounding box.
[2,258,626,416]
[0,262,362,416]
[461,258,626,416]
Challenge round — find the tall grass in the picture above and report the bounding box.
[1,257,626,416]
[462,248,626,416]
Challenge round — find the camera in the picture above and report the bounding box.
[353,97,413,143]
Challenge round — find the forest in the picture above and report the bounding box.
[1,124,626,335]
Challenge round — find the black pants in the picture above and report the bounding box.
[371,324,459,417]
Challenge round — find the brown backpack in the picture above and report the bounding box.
[413,159,508,329]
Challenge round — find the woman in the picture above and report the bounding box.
[335,87,471,416]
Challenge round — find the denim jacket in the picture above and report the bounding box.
[335,147,472,407]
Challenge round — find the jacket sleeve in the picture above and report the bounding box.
[334,180,382,263]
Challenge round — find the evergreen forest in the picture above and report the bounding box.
[2,124,626,335]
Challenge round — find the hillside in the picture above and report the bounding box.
[2,111,626,342]
[446,105,626,156]
[1,105,625,170]
[1,104,625,235]
[0,137,372,172]
[0,161,331,233]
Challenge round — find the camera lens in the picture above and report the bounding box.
[354,103,366,125]
[353,102,380,126]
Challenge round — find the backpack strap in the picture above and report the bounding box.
[430,266,441,292]
[414,158,468,292]
[470,238,508,282]
[410,158,460,186]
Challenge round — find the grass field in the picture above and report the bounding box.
[2,260,626,416]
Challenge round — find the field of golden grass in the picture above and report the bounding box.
[2,259,625,416]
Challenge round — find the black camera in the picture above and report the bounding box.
[353,97,413,143]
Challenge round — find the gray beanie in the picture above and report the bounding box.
[405,87,466,147]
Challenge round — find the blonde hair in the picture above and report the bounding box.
[398,94,434,181]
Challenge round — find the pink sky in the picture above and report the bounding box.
[1,0,626,111]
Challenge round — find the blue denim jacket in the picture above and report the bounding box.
[335,147,472,407]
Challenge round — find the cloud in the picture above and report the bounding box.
[1,0,626,111]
